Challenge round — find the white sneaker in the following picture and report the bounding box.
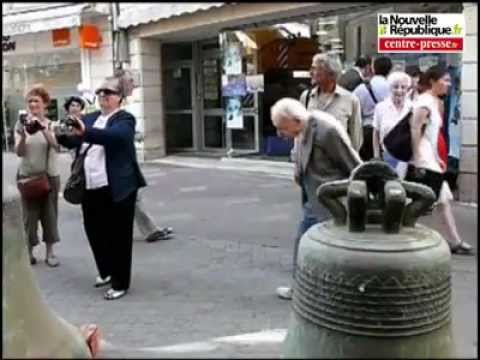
[94,275,111,288]
[276,286,293,300]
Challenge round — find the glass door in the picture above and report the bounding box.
[197,40,225,151]
[219,31,261,156]
[163,63,196,152]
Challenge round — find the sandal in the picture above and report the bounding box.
[104,288,127,300]
[450,241,474,255]
[145,227,174,242]
[45,255,60,267]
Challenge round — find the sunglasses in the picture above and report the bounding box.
[96,89,120,97]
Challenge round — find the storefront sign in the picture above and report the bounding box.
[79,25,102,49]
[225,97,243,129]
[52,29,71,47]
[2,36,16,53]
[378,13,464,53]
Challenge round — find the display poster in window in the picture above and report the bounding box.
[225,97,243,129]
[246,75,264,93]
[391,60,406,72]
[418,56,438,72]
[203,59,219,100]
[224,43,242,75]
[222,74,247,97]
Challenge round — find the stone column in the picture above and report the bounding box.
[459,3,478,202]
[126,37,165,162]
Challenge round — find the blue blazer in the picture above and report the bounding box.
[58,110,147,202]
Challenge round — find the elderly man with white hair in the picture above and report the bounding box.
[300,53,363,151]
[272,98,362,300]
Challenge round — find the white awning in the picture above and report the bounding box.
[2,3,89,36]
[118,3,226,28]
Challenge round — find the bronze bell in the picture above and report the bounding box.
[283,161,454,358]
[2,183,91,358]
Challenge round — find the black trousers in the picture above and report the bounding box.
[359,125,374,161]
[82,187,137,291]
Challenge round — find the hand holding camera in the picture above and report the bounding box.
[55,114,85,137]
[19,112,46,135]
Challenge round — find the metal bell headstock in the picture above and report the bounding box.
[316,161,436,233]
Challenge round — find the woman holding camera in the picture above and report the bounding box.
[57,74,146,300]
[14,84,61,267]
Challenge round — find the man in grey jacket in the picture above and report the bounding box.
[272,98,362,299]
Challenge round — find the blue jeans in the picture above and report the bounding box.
[383,150,400,169]
[292,202,320,280]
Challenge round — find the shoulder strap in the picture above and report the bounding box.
[302,88,313,109]
[364,81,378,104]
[75,143,94,158]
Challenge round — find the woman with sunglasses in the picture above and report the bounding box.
[57,74,146,300]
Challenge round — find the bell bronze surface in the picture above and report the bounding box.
[2,182,91,358]
[283,161,454,358]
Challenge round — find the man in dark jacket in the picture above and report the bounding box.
[272,97,362,300]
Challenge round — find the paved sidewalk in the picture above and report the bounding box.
[3,152,477,358]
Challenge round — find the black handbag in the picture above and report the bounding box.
[383,110,413,162]
[63,144,93,205]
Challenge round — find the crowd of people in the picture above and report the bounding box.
[275,54,473,300]
[14,53,473,303]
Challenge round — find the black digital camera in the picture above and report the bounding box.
[62,115,80,129]
[19,112,44,135]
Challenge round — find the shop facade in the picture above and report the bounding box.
[119,2,477,202]
[2,3,113,151]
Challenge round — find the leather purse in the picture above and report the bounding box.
[17,174,51,201]
[63,144,93,205]
[17,141,51,201]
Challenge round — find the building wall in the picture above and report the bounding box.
[125,38,165,161]
[80,15,114,93]
[459,2,478,202]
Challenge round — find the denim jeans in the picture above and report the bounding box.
[383,150,407,179]
[292,201,321,280]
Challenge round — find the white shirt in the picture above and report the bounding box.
[410,93,443,173]
[373,97,412,150]
[353,75,390,127]
[83,109,120,190]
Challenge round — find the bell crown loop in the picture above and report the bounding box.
[316,161,436,233]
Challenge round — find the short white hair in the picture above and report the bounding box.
[387,71,411,88]
[312,53,343,78]
[271,98,309,126]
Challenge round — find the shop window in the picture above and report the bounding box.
[164,68,192,110]
[3,45,81,146]
[46,99,58,122]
